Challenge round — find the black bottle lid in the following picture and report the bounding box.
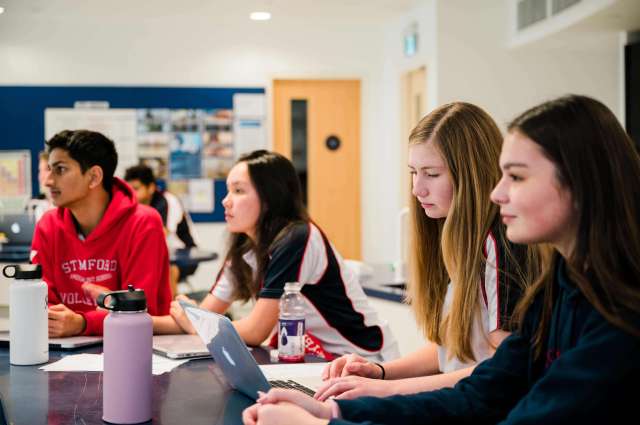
[97,284,147,312]
[2,264,42,280]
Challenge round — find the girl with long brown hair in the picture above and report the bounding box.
[165,150,398,361]
[243,95,640,425]
[313,102,538,400]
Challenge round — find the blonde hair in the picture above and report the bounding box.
[407,102,534,362]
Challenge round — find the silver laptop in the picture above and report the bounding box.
[0,214,36,250]
[181,301,321,399]
[0,331,102,350]
[153,334,210,359]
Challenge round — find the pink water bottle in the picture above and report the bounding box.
[97,285,152,424]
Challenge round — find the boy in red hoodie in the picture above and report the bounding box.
[31,130,172,336]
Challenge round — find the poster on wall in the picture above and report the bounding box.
[0,150,31,213]
[202,109,234,179]
[137,109,170,179]
[169,132,202,180]
[233,93,266,156]
[44,108,138,177]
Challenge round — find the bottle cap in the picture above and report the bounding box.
[97,284,147,312]
[283,282,302,291]
[2,264,42,280]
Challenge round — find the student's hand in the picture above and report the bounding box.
[169,299,196,334]
[314,375,396,401]
[321,353,383,380]
[242,402,329,425]
[48,304,86,337]
[81,283,110,301]
[243,389,333,425]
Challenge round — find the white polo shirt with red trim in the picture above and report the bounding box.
[210,222,400,361]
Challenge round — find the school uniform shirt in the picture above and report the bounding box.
[31,177,172,336]
[437,224,525,372]
[331,257,640,425]
[149,190,196,249]
[210,222,400,361]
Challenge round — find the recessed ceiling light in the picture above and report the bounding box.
[250,11,271,21]
[0,7,5,15]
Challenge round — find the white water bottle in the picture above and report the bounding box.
[278,282,305,363]
[3,264,48,365]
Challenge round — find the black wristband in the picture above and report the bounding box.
[374,362,386,380]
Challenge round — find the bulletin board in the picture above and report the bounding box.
[0,86,265,222]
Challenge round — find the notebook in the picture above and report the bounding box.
[152,334,210,359]
[181,301,323,399]
[0,331,102,350]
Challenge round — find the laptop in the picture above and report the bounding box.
[153,334,210,359]
[0,214,36,251]
[180,301,322,399]
[0,331,102,350]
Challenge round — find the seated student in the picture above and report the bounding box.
[163,150,399,360]
[25,151,54,222]
[312,102,539,401]
[243,95,640,425]
[31,130,172,337]
[124,164,198,297]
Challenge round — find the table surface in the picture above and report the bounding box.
[0,344,320,425]
[360,263,406,303]
[170,248,218,262]
[0,246,218,266]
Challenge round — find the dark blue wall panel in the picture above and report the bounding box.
[0,85,264,222]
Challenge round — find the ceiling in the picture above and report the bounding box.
[0,0,419,23]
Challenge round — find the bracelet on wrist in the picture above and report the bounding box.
[374,362,386,380]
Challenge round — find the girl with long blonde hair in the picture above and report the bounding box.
[312,102,539,400]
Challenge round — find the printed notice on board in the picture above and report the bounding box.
[188,179,214,212]
[233,93,267,156]
[233,93,265,118]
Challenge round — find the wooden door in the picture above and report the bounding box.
[401,67,427,208]
[273,80,361,259]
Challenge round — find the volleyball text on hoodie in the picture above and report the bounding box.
[31,177,172,335]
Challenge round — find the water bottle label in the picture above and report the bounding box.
[278,318,305,357]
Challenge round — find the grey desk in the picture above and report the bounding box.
[170,248,218,267]
[360,263,406,303]
[0,345,320,425]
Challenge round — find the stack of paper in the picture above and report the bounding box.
[39,353,189,375]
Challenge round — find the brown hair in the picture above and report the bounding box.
[223,150,309,302]
[509,95,640,358]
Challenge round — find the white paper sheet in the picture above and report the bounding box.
[258,363,327,380]
[188,179,214,212]
[39,353,189,375]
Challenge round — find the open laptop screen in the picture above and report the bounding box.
[181,302,271,399]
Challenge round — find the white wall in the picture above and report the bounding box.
[0,0,626,275]
[435,0,622,128]
[362,0,437,263]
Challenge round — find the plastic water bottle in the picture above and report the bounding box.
[278,282,305,363]
[97,285,152,424]
[2,264,48,365]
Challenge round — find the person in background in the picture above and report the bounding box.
[25,151,54,221]
[157,150,399,361]
[313,102,540,401]
[31,130,172,337]
[243,95,640,424]
[124,164,198,297]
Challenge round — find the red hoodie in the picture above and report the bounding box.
[31,177,172,335]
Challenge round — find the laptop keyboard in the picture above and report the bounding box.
[268,380,316,396]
